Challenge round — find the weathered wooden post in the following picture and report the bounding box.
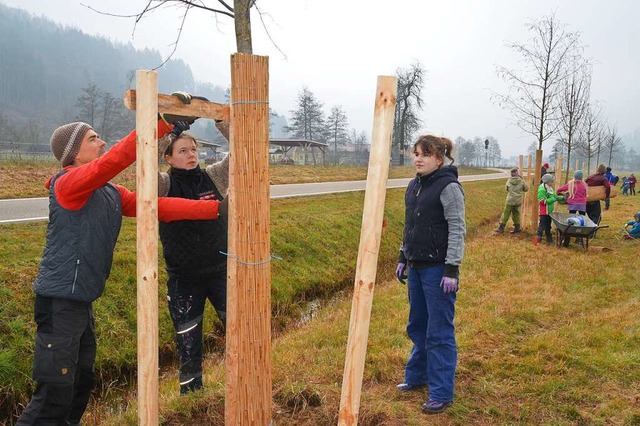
[135,70,159,426]
[338,76,397,426]
[225,53,272,426]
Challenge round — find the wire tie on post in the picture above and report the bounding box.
[230,101,270,105]
[219,251,282,265]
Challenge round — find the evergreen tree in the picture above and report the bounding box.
[285,87,326,141]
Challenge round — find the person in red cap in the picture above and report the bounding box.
[539,162,550,184]
[17,98,227,426]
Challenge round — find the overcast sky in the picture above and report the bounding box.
[3,0,639,158]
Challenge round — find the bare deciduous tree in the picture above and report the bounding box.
[495,14,583,151]
[577,103,601,174]
[75,82,101,127]
[603,126,624,168]
[326,105,350,165]
[393,61,425,166]
[559,62,591,181]
[91,1,260,57]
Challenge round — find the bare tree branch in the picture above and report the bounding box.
[494,13,583,151]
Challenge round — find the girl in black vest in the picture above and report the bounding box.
[395,135,466,414]
[158,121,230,394]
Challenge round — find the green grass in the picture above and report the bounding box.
[3,180,639,425]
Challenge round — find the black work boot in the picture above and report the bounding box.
[495,224,505,234]
[510,224,522,234]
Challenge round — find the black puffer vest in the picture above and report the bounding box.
[159,166,227,279]
[402,166,459,264]
[34,170,122,302]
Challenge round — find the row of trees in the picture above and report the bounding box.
[495,13,634,176]
[284,87,368,165]
[455,136,502,168]
[284,61,428,166]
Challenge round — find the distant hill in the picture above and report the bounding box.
[0,2,228,145]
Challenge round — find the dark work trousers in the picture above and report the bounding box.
[17,296,96,426]
[166,270,227,394]
[586,201,602,237]
[586,201,602,225]
[536,215,553,242]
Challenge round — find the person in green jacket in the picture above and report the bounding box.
[535,173,560,245]
[496,167,529,234]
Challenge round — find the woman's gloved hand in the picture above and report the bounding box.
[396,263,407,284]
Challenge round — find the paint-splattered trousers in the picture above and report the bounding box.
[166,271,227,394]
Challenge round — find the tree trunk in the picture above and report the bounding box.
[234,0,253,54]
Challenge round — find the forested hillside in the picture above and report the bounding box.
[0,3,228,146]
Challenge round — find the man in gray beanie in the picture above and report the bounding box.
[17,95,227,425]
[50,122,94,167]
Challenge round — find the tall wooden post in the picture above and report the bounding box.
[555,156,563,185]
[225,53,272,426]
[338,76,397,426]
[575,159,579,172]
[123,84,229,425]
[135,70,159,426]
[519,155,526,229]
[531,150,542,230]
[525,154,533,230]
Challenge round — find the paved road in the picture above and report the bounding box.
[0,171,508,224]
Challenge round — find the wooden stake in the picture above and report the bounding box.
[531,150,542,230]
[135,70,159,426]
[518,155,526,229]
[555,156,563,185]
[338,76,397,426]
[524,154,532,231]
[225,53,271,426]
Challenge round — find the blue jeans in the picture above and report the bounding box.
[404,264,457,402]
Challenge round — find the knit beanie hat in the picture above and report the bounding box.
[541,173,554,184]
[543,162,550,169]
[50,122,93,167]
[510,168,519,177]
[574,170,583,180]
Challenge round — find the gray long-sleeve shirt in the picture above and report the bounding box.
[440,182,466,266]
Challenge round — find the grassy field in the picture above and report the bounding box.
[1,171,639,424]
[0,160,492,199]
[99,191,639,426]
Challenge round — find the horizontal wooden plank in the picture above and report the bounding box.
[123,90,230,121]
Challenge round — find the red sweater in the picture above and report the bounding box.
[46,120,220,222]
